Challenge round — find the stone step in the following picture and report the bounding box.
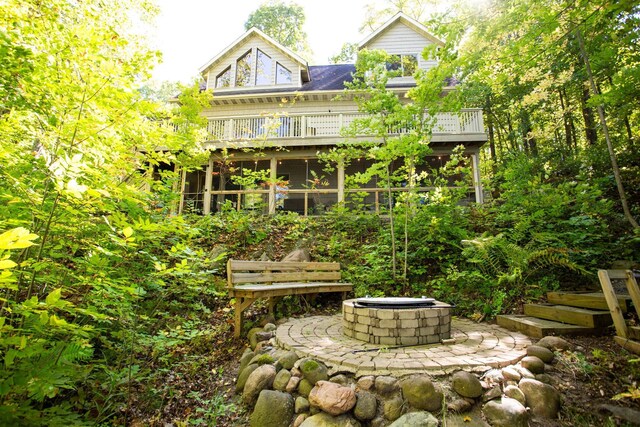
[523,303,613,328]
[496,315,606,339]
[547,291,632,313]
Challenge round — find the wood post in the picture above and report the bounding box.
[203,153,213,215]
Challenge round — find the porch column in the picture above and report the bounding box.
[268,156,277,214]
[337,161,345,203]
[203,153,214,215]
[178,168,186,215]
[471,152,484,204]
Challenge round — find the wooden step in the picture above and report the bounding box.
[629,326,640,341]
[496,315,606,338]
[524,303,613,328]
[547,291,632,313]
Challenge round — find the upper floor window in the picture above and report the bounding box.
[276,63,292,84]
[387,54,418,77]
[236,50,253,87]
[256,49,273,85]
[216,66,231,88]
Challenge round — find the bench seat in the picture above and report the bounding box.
[227,259,353,337]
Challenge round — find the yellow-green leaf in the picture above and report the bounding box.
[0,260,17,270]
[0,227,39,250]
[123,227,133,238]
[45,288,62,306]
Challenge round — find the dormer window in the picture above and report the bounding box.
[256,49,273,85]
[276,63,292,84]
[216,66,231,88]
[387,54,418,77]
[235,50,253,87]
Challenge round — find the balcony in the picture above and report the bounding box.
[204,109,486,148]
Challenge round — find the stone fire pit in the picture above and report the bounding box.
[342,297,452,346]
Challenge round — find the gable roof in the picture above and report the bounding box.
[199,27,309,77]
[358,12,445,49]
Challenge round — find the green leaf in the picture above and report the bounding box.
[123,227,134,238]
[45,288,62,306]
[0,259,17,270]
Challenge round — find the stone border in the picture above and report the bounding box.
[275,315,531,377]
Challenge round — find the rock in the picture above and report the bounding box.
[370,416,386,427]
[299,412,362,427]
[401,375,443,411]
[483,369,504,386]
[308,380,357,416]
[292,367,302,377]
[452,371,483,398]
[296,396,310,414]
[263,322,277,332]
[388,411,439,427]
[357,376,375,391]
[446,412,491,427]
[535,373,553,384]
[249,353,275,366]
[513,365,535,379]
[255,331,274,342]
[300,359,329,385]
[287,375,302,393]
[483,397,528,427]
[282,248,310,262]
[383,394,404,421]
[236,363,259,393]
[238,349,255,377]
[482,386,502,402]
[329,374,350,386]
[254,341,272,353]
[503,385,526,406]
[250,390,294,427]
[293,414,308,427]
[527,345,554,363]
[242,364,276,406]
[273,368,292,391]
[519,378,561,418]
[278,350,299,370]
[520,356,545,374]
[298,378,314,397]
[375,376,400,395]
[353,391,377,421]
[536,336,572,351]
[501,367,521,382]
[448,398,473,413]
[248,327,264,350]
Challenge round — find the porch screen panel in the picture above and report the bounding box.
[182,168,206,214]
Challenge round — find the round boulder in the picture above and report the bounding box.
[298,378,314,397]
[236,363,259,393]
[264,322,277,332]
[242,364,276,406]
[401,375,443,411]
[273,368,292,391]
[388,411,439,427]
[357,376,375,391]
[527,345,555,363]
[452,371,483,398]
[353,391,377,421]
[519,378,561,418]
[504,385,526,406]
[520,356,545,374]
[300,359,329,385]
[308,380,357,416]
[247,327,264,350]
[375,376,400,395]
[483,397,529,427]
[250,390,294,427]
[501,366,521,382]
[278,350,299,370]
[382,394,404,421]
[286,375,302,393]
[239,349,255,375]
[296,396,310,414]
[299,412,362,427]
[536,336,572,351]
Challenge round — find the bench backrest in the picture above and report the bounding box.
[227,260,341,288]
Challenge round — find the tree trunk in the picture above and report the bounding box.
[485,95,497,166]
[576,30,638,229]
[581,86,598,146]
[558,88,573,150]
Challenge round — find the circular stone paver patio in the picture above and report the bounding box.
[275,315,532,377]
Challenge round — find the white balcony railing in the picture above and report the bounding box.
[205,109,484,141]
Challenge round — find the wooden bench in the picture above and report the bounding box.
[227,259,353,337]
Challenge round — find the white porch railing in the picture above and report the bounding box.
[206,109,484,141]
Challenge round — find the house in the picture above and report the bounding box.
[178,13,487,215]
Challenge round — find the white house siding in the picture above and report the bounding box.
[204,35,303,91]
[365,22,438,73]
[202,98,360,119]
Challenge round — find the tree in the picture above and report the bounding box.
[245,0,312,59]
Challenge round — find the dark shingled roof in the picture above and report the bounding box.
[203,64,356,97]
